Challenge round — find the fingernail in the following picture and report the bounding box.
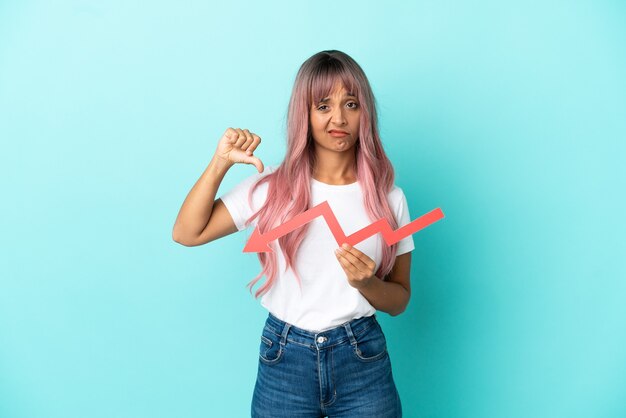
[342,243,350,249]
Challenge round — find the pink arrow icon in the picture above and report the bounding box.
[243,201,444,253]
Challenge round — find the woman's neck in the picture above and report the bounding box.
[312,159,357,185]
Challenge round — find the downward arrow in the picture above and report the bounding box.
[243,201,444,253]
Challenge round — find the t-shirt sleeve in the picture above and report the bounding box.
[219,166,273,231]
[394,188,415,255]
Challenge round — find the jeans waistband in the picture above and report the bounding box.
[264,312,379,349]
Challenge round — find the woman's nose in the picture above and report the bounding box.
[330,107,347,125]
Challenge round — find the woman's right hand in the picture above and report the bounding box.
[213,127,264,173]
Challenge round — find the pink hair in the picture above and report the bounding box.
[242,50,399,298]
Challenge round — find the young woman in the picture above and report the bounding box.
[173,50,414,417]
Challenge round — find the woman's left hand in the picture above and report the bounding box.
[335,243,376,290]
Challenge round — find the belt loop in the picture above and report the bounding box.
[343,321,358,347]
[280,322,291,347]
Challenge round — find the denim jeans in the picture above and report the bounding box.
[251,312,402,417]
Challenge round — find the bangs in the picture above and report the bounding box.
[308,62,360,107]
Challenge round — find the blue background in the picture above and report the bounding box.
[1,1,625,417]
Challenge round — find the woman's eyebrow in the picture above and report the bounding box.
[319,94,358,103]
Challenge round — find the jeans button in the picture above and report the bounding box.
[316,336,327,344]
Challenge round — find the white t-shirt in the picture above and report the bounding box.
[219,165,415,332]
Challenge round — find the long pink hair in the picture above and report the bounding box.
[243,50,399,298]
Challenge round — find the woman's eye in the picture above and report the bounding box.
[317,102,358,111]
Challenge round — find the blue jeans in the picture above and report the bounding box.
[251,312,402,417]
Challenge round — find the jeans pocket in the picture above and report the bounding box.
[352,321,388,363]
[259,326,284,365]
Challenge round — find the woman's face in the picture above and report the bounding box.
[309,81,361,154]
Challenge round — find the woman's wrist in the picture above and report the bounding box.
[209,155,233,175]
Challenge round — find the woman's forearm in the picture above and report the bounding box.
[358,276,410,316]
[172,156,232,244]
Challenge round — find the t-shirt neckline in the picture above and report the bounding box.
[311,177,360,190]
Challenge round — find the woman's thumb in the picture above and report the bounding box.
[246,156,264,173]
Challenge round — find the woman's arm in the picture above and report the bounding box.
[172,156,235,246]
[336,244,412,316]
[358,252,412,316]
[172,127,264,246]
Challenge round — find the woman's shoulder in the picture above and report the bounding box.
[385,183,410,208]
[387,183,407,198]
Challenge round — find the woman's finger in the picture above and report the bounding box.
[225,127,238,142]
[336,249,360,272]
[247,134,261,155]
[338,246,367,267]
[341,244,376,271]
[242,129,254,150]
[234,128,246,148]
[336,252,357,276]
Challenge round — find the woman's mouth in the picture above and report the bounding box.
[329,130,349,137]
